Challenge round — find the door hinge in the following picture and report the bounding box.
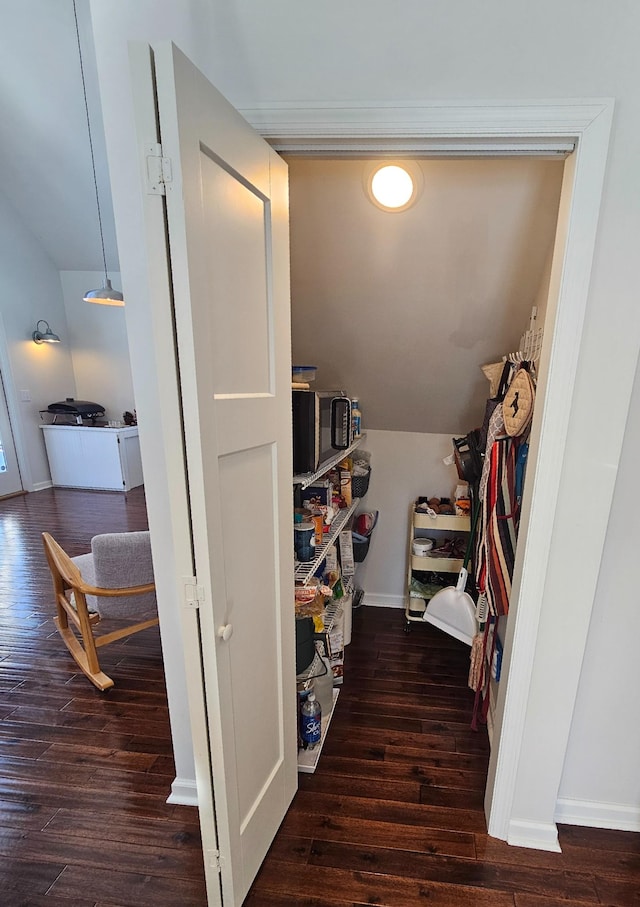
[208,849,223,873]
[145,142,173,195]
[183,576,204,610]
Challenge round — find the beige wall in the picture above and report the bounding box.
[60,271,135,424]
[288,156,563,434]
[286,154,563,608]
[0,189,76,490]
[352,429,459,605]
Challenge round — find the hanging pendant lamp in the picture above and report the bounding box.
[83,276,124,306]
[73,0,124,307]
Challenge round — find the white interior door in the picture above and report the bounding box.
[0,370,22,497]
[152,44,297,906]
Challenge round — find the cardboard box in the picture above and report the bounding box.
[338,528,355,576]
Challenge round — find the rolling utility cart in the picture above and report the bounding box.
[404,502,471,631]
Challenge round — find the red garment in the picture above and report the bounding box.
[475,438,518,617]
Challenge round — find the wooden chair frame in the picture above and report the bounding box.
[42,532,159,691]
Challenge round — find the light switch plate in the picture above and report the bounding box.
[19,389,31,402]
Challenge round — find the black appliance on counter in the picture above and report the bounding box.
[292,389,352,475]
[42,398,106,425]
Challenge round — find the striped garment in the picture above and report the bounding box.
[475,437,519,617]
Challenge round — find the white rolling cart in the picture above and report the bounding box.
[404,502,471,630]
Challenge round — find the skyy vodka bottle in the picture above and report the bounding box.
[300,691,322,749]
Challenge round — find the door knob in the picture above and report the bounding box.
[217,624,233,642]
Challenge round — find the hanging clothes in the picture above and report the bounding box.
[470,339,536,729]
[478,403,506,504]
[484,438,519,616]
[471,439,517,729]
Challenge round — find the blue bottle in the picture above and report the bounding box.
[300,692,322,749]
[351,398,362,439]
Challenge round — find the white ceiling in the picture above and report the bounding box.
[0,0,118,272]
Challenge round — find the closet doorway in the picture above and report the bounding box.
[283,149,563,816]
[246,101,612,848]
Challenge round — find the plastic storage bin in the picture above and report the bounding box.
[351,466,371,498]
[352,535,370,562]
[292,365,317,383]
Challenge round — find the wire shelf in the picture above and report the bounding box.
[294,497,360,585]
[293,434,367,490]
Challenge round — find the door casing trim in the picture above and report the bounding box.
[238,98,615,848]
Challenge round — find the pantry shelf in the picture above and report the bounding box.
[297,687,340,773]
[294,497,360,586]
[296,650,324,688]
[293,433,367,490]
[412,512,470,533]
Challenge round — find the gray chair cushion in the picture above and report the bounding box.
[72,531,157,619]
[69,552,99,615]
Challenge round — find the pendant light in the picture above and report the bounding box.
[73,0,124,307]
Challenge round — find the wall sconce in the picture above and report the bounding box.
[32,320,61,345]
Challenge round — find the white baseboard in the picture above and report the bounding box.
[166,777,199,807]
[32,481,53,492]
[362,592,404,609]
[507,818,561,852]
[555,797,640,832]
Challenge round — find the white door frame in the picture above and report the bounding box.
[237,98,615,849]
[0,315,30,493]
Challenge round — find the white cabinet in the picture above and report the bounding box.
[40,425,143,492]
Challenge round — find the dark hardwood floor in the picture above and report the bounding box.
[2,488,639,906]
[0,487,207,907]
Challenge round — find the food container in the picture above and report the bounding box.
[292,365,317,383]
[295,616,315,674]
[294,522,315,562]
[412,537,434,556]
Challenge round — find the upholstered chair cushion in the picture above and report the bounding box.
[72,531,156,619]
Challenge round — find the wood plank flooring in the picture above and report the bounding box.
[248,594,640,904]
[0,487,207,907]
[2,487,640,906]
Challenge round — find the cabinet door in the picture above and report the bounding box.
[43,429,123,490]
[118,432,144,491]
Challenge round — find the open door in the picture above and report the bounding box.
[0,370,22,498]
[136,43,297,905]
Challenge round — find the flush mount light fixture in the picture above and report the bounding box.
[366,161,423,212]
[32,320,61,345]
[73,0,124,307]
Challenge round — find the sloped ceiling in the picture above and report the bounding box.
[0,0,118,271]
[287,156,564,434]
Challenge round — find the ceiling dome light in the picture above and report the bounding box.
[371,165,414,208]
[367,162,423,212]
